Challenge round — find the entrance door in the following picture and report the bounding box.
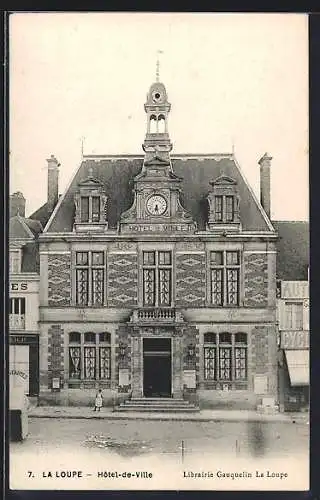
[143,338,171,397]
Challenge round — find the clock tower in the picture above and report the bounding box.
[120,75,196,234]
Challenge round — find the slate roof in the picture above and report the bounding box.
[44,155,273,233]
[24,218,43,236]
[272,221,309,281]
[21,242,40,273]
[9,215,43,239]
[29,202,52,229]
[9,215,42,273]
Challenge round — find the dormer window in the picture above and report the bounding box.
[80,195,101,223]
[74,167,108,232]
[207,175,241,232]
[214,195,235,222]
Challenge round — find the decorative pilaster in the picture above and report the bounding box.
[115,325,131,392]
[171,336,183,399]
[131,336,143,398]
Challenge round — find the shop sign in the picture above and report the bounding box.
[281,330,309,349]
[10,282,28,291]
[281,281,309,299]
[10,334,38,345]
[9,369,28,379]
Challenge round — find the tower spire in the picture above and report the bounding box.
[232,136,235,156]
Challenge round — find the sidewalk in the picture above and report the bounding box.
[28,405,309,424]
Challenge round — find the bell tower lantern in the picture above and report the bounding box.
[143,69,173,164]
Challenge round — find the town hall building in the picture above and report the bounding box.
[26,77,280,409]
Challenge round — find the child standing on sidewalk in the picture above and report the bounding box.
[93,389,103,412]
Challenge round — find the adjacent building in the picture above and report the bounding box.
[26,78,280,409]
[274,221,309,412]
[9,192,42,399]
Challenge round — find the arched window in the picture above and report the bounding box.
[158,114,166,133]
[99,332,111,343]
[204,332,216,343]
[150,115,157,133]
[219,332,232,344]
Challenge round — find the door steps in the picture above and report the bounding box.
[115,397,199,413]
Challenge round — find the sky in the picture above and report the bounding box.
[9,13,308,220]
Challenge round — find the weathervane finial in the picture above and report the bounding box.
[81,136,85,159]
[156,50,163,82]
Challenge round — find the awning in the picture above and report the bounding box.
[285,350,309,386]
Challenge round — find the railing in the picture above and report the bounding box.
[130,308,185,323]
[9,314,26,330]
[130,308,184,323]
[138,308,176,320]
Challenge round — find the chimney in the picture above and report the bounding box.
[258,152,272,219]
[10,191,26,218]
[47,155,60,213]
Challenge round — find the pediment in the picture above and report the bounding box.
[210,175,237,187]
[78,177,103,187]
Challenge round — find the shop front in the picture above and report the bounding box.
[9,334,39,397]
[279,330,309,412]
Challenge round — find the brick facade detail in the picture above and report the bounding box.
[48,254,71,306]
[176,253,206,307]
[108,253,138,307]
[243,253,268,307]
[251,326,269,374]
[47,325,64,390]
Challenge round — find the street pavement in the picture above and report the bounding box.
[27,405,309,424]
[10,411,309,490]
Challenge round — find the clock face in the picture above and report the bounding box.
[152,91,162,103]
[146,195,167,216]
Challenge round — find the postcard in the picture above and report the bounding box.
[8,12,309,492]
